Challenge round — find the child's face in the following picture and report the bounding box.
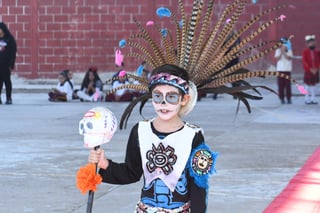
[68,71,73,79]
[58,74,66,84]
[88,71,95,81]
[152,84,189,121]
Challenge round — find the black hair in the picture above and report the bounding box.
[80,67,102,90]
[0,22,14,40]
[280,37,288,44]
[59,71,68,79]
[151,64,189,82]
[61,69,74,89]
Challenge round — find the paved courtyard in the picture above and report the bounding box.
[0,81,319,213]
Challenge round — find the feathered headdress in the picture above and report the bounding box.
[107,0,305,129]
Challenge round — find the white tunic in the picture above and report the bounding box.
[138,121,198,192]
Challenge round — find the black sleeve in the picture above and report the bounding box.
[9,37,17,69]
[189,131,207,213]
[98,123,143,184]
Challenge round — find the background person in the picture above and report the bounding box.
[48,71,73,102]
[302,35,320,104]
[105,70,133,102]
[76,66,103,102]
[0,22,17,105]
[274,36,293,104]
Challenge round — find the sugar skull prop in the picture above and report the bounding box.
[79,107,117,148]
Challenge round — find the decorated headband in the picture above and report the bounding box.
[149,73,189,94]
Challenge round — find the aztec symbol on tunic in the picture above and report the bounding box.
[146,143,177,175]
[191,149,213,176]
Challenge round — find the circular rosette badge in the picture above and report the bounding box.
[192,149,213,176]
[79,107,117,148]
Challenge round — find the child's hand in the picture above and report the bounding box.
[88,148,109,170]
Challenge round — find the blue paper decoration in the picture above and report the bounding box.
[160,28,168,37]
[119,39,126,48]
[156,7,171,18]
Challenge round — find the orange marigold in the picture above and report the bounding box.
[76,163,102,194]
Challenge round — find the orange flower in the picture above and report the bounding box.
[76,163,102,194]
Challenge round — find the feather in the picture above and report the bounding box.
[154,22,177,65]
[195,4,286,83]
[112,0,300,128]
[119,94,151,129]
[220,40,278,70]
[238,96,252,113]
[188,0,215,73]
[105,84,148,96]
[177,0,187,67]
[131,18,166,65]
[194,0,244,74]
[220,4,286,58]
[208,42,281,82]
[184,0,204,69]
[207,70,294,88]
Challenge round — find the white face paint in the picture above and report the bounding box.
[79,107,117,148]
[152,85,183,121]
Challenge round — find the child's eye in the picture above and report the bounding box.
[152,92,163,103]
[167,94,179,101]
[167,95,176,100]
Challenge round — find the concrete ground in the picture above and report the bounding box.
[0,79,319,213]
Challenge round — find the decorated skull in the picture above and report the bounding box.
[79,107,117,148]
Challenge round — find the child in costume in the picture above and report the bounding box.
[88,64,217,212]
[87,0,306,212]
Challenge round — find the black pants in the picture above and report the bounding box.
[277,71,291,102]
[0,67,12,100]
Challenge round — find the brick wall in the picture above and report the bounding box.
[0,0,319,79]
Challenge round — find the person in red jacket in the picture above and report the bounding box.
[302,35,320,104]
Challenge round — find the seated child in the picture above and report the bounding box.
[48,71,73,102]
[105,70,133,102]
[76,66,104,102]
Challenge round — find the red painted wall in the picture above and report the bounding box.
[0,0,318,79]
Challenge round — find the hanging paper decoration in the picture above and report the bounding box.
[146,21,154,26]
[156,7,171,18]
[279,14,286,21]
[119,39,126,48]
[161,28,168,37]
[114,49,124,67]
[136,65,144,76]
[296,84,308,95]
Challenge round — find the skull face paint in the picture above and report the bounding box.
[79,107,117,148]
